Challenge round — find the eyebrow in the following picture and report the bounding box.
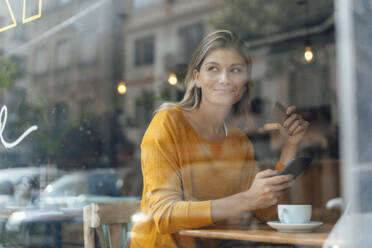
[204,61,245,67]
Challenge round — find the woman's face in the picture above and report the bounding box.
[194,48,249,108]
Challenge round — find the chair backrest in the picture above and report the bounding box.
[84,200,141,248]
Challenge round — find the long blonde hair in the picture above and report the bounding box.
[157,30,252,117]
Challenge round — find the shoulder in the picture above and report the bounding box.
[143,106,185,142]
[151,106,183,129]
[154,106,182,119]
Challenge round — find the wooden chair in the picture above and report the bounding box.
[83,200,141,248]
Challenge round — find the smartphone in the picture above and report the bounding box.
[272,101,289,124]
[278,156,313,179]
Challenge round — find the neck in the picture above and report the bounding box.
[193,101,231,137]
[190,101,230,140]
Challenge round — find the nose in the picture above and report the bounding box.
[218,69,231,84]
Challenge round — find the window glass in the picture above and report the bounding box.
[0,0,367,246]
[178,22,204,63]
[134,35,155,66]
[133,0,162,9]
[55,39,70,69]
[59,0,71,4]
[80,36,97,64]
[34,46,48,74]
[337,0,372,245]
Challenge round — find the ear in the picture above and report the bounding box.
[193,69,201,88]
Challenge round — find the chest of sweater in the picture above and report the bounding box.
[178,140,256,201]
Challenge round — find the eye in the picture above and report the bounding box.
[231,68,241,73]
[207,66,218,71]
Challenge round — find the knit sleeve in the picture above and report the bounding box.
[141,110,213,234]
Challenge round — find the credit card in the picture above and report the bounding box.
[271,101,288,124]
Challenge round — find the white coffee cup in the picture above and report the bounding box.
[278,204,312,224]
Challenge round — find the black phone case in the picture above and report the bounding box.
[278,157,312,179]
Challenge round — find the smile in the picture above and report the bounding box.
[213,89,234,92]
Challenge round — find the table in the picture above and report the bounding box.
[179,224,333,247]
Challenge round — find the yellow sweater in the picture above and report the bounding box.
[130,107,285,248]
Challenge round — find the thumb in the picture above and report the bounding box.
[257,169,278,179]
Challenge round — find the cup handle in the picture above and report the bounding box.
[279,208,288,222]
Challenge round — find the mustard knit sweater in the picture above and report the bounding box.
[130,107,285,248]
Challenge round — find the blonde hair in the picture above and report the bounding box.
[156,30,252,117]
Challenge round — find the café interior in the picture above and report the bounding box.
[0,0,371,247]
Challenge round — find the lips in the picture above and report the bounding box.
[213,89,234,92]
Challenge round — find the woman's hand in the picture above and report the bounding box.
[243,169,294,210]
[211,169,294,223]
[280,106,310,146]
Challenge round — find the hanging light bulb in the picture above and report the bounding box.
[168,73,178,86]
[302,0,313,63]
[117,81,127,95]
[304,45,313,62]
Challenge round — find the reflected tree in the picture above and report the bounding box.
[59,115,104,168]
[210,0,333,40]
[0,53,24,100]
[17,102,72,165]
[10,102,106,169]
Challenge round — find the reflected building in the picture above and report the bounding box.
[2,0,127,168]
[121,0,219,144]
[0,1,356,246]
[19,0,117,121]
[121,0,338,162]
[0,0,339,169]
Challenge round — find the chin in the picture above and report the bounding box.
[203,93,238,106]
[217,94,237,103]
[212,98,236,107]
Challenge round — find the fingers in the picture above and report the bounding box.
[266,180,295,205]
[288,118,309,135]
[287,119,303,135]
[252,170,295,207]
[283,113,300,129]
[265,174,293,185]
[291,120,309,135]
[289,121,301,134]
[256,169,278,179]
[268,191,284,205]
[283,110,308,136]
[261,174,293,195]
[272,179,295,192]
[286,105,296,115]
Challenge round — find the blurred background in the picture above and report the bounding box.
[0,0,370,247]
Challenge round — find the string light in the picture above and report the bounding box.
[117,81,127,95]
[168,73,178,86]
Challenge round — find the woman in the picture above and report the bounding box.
[130,30,309,248]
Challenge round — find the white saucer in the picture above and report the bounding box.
[267,221,323,233]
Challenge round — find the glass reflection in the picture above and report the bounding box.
[0,0,350,247]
